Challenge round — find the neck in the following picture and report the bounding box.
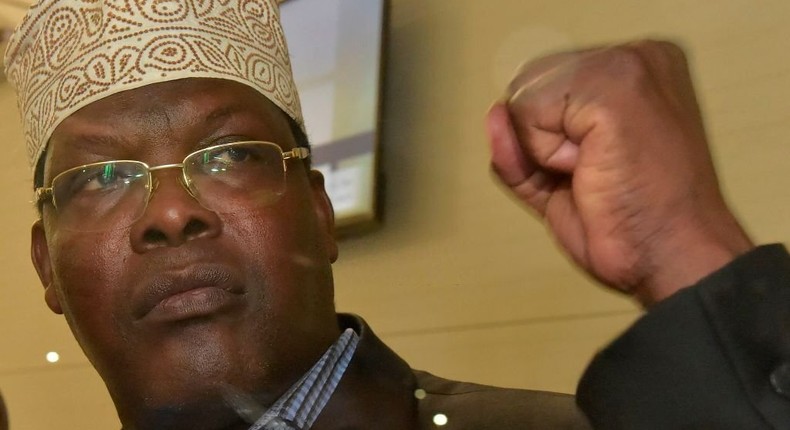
[310,315,418,430]
[114,324,343,430]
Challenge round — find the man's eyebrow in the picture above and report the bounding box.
[203,104,246,124]
[63,133,128,153]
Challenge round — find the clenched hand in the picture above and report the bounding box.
[487,41,754,307]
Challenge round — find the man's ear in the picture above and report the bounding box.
[31,220,62,314]
[309,170,338,263]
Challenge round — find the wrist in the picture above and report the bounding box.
[634,208,755,308]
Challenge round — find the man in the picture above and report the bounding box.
[7,1,584,428]
[4,2,789,430]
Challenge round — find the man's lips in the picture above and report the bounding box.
[134,265,245,322]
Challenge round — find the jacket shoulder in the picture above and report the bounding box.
[414,370,590,430]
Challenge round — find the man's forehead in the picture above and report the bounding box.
[45,79,293,170]
[62,78,283,121]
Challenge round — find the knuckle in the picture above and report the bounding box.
[630,39,690,69]
[507,84,542,119]
[507,51,581,96]
[605,46,653,88]
[582,101,621,132]
[610,45,650,73]
[655,40,687,60]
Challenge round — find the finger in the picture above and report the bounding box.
[487,102,534,187]
[506,54,569,99]
[504,46,618,174]
[505,47,603,100]
[507,80,578,174]
[486,102,558,216]
[546,139,579,172]
[543,180,588,269]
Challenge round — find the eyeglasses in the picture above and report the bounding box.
[35,141,310,232]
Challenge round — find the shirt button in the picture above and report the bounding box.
[770,362,790,398]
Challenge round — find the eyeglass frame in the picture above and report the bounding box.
[34,141,311,212]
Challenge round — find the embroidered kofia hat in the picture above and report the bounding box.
[3,0,303,172]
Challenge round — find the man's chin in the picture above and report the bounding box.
[132,394,255,430]
[104,329,273,425]
[116,375,277,430]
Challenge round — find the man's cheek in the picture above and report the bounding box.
[56,229,129,272]
[51,234,128,324]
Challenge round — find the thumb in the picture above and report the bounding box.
[486,102,532,187]
[486,102,557,216]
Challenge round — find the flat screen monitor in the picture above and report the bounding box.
[280,0,386,234]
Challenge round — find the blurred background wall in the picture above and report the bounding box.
[2,0,790,427]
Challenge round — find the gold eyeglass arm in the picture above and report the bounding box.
[34,187,53,205]
[283,147,310,160]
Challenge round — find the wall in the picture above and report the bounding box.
[2,0,790,427]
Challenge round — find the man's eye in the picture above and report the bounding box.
[200,145,266,173]
[69,164,140,193]
[211,147,254,164]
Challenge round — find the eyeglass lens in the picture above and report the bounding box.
[50,142,288,232]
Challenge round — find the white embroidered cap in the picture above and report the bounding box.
[3,0,304,172]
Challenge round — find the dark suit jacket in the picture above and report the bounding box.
[414,370,590,429]
[578,244,790,429]
[341,245,790,429]
[339,314,591,429]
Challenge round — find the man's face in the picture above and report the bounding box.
[31,79,340,428]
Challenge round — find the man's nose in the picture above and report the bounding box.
[129,168,221,252]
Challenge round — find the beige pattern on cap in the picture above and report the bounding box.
[3,0,304,172]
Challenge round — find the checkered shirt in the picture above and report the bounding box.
[248,328,359,430]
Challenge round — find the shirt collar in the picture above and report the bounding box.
[248,328,359,430]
